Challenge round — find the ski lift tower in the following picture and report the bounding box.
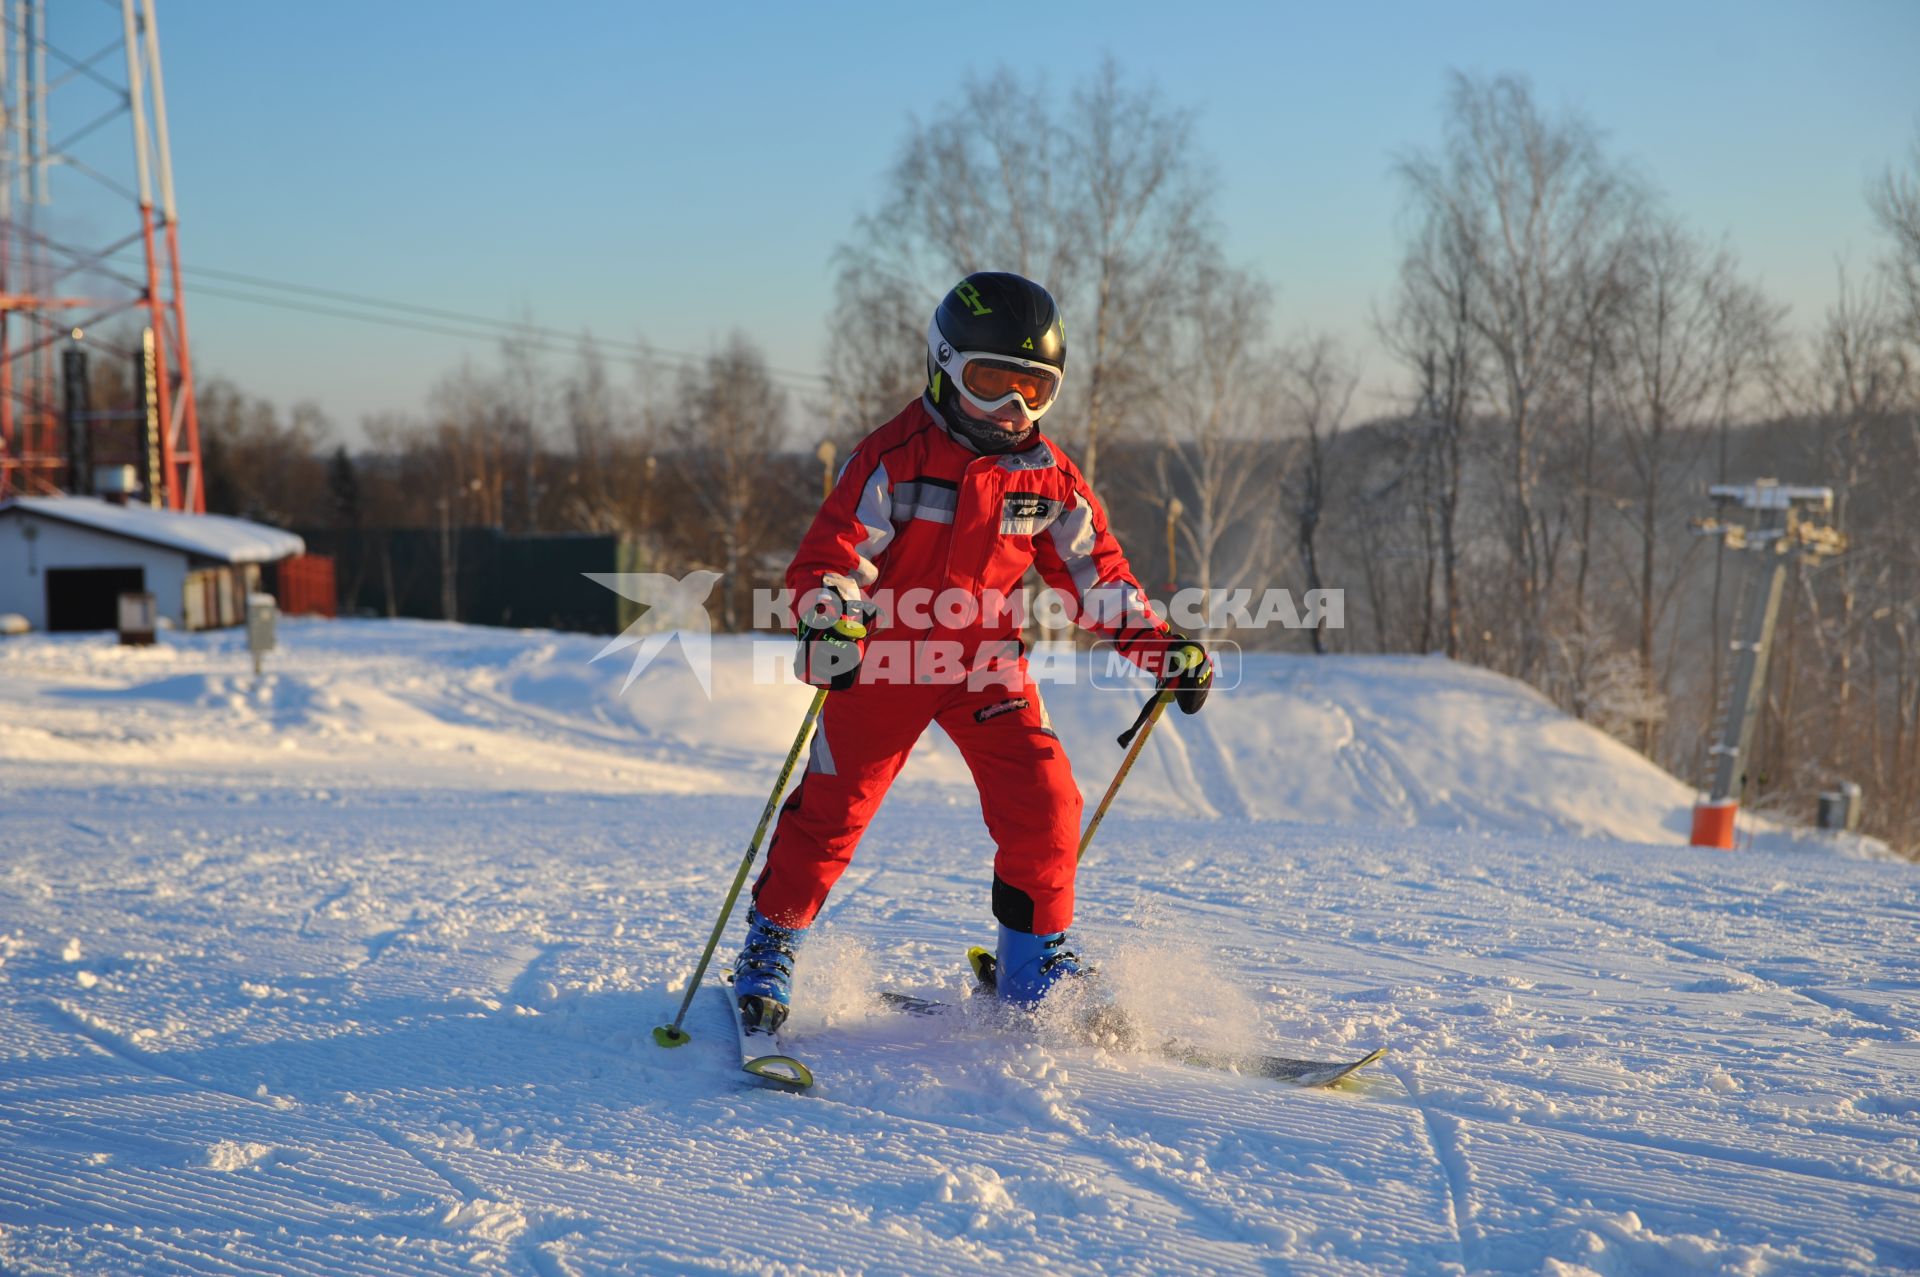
[0,0,202,510]
[1689,480,1846,848]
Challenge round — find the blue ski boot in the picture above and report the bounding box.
[732,907,806,1033]
[995,924,1086,1008]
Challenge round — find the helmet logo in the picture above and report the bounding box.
[937,342,953,364]
[1020,337,1034,350]
[953,282,994,317]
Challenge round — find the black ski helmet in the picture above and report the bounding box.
[925,272,1067,442]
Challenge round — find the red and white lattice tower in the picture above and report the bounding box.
[0,0,201,510]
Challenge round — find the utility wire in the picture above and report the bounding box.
[6,245,834,392]
[175,260,832,389]
[188,282,639,360]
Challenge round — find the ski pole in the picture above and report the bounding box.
[654,686,829,1047]
[1077,687,1172,862]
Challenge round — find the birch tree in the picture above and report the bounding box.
[1279,335,1358,656]
[1148,258,1277,608]
[1609,218,1744,717]
[1397,72,1635,676]
[828,60,1211,489]
[1382,209,1480,658]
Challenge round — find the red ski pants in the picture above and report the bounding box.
[751,665,1082,934]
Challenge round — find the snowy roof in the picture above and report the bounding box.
[0,496,304,564]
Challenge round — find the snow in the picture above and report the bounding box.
[0,496,305,564]
[1,619,1914,1274]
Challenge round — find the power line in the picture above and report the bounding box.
[5,245,834,392]
[188,282,641,361]
[175,259,832,389]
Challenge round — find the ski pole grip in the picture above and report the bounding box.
[1116,688,1170,747]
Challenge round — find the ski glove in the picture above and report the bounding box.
[1160,633,1212,715]
[795,612,869,690]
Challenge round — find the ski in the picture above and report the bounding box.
[716,978,813,1090]
[876,947,1386,1089]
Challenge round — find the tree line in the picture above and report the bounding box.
[188,66,1920,856]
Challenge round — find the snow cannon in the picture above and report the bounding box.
[1689,481,1845,853]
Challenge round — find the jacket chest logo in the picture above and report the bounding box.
[1000,491,1062,535]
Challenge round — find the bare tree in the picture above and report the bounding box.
[825,68,1075,449]
[821,253,933,451]
[1547,623,1670,743]
[1382,208,1481,657]
[827,60,1211,489]
[498,326,551,534]
[1564,228,1634,622]
[423,359,514,529]
[198,379,331,526]
[1608,217,1756,745]
[1809,265,1912,755]
[559,338,650,535]
[1146,258,1278,610]
[1062,58,1209,489]
[1397,72,1635,676]
[1279,335,1358,655]
[1867,126,1920,351]
[668,334,790,631]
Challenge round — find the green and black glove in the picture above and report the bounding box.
[795,611,869,690]
[1161,633,1212,714]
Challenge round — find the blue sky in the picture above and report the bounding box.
[116,1,1920,438]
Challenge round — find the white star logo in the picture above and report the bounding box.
[583,571,724,697]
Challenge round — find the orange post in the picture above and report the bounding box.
[1690,800,1737,850]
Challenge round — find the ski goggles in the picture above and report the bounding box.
[930,320,1064,421]
[961,358,1060,414]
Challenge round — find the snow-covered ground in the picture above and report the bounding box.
[1,620,1914,1275]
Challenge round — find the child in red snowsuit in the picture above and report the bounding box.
[732,272,1211,1029]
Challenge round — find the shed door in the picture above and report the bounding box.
[45,567,145,632]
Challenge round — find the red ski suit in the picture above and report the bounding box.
[753,397,1171,934]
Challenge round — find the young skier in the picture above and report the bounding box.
[732,272,1212,1030]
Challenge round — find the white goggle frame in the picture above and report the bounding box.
[928,316,1064,424]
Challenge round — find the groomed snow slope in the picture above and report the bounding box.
[0,620,1877,855]
[0,620,1914,1275]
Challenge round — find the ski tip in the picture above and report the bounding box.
[743,1054,814,1090]
[966,946,997,990]
[652,1023,692,1048]
[1296,1046,1389,1087]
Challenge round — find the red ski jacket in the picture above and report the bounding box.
[787,397,1171,670]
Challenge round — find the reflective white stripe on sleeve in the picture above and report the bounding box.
[825,461,895,602]
[1046,491,1153,630]
[1045,492,1102,597]
[1082,581,1150,629]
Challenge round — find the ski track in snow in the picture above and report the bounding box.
[0,622,1916,1275]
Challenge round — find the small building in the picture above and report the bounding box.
[0,496,304,632]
